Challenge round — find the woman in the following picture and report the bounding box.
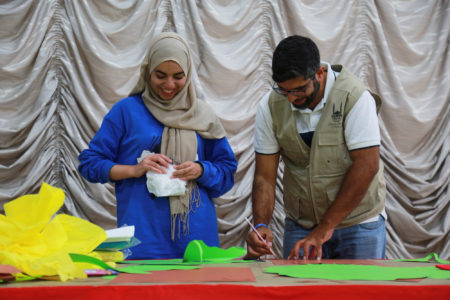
[78,32,237,259]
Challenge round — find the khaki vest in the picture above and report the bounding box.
[269,65,386,229]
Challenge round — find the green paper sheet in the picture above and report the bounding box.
[116,264,199,274]
[15,274,40,282]
[183,240,246,263]
[264,264,450,281]
[394,252,450,264]
[116,240,247,265]
[118,258,253,265]
[119,259,185,265]
[70,253,144,274]
[70,253,120,272]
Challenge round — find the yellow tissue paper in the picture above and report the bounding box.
[0,182,107,281]
[93,250,125,263]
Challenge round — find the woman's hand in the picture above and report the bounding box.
[172,161,203,181]
[134,153,172,178]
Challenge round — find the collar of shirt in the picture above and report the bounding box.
[291,62,337,115]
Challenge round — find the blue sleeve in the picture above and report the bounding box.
[78,106,124,183]
[196,137,237,198]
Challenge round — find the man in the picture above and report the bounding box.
[246,35,386,260]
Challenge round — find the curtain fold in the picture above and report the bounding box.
[0,0,448,259]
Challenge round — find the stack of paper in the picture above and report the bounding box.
[95,226,135,251]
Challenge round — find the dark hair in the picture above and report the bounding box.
[272,35,320,83]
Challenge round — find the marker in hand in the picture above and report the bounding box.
[245,217,277,257]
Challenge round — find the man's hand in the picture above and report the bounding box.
[288,225,334,260]
[245,153,280,259]
[288,146,381,260]
[245,227,274,259]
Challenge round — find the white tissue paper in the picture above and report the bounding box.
[138,150,187,197]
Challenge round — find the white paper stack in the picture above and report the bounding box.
[95,225,135,251]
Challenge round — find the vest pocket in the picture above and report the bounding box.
[316,132,350,174]
[318,131,343,145]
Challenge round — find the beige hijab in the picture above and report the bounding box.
[138,32,226,239]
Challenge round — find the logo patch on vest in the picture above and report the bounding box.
[331,103,343,123]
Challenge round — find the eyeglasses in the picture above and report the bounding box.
[272,74,315,97]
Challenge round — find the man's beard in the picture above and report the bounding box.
[293,79,320,110]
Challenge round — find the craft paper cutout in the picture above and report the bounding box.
[13,273,39,282]
[104,226,135,242]
[119,259,185,265]
[183,240,246,262]
[0,264,22,274]
[93,250,124,263]
[70,253,198,274]
[436,264,450,271]
[0,182,107,281]
[118,258,253,265]
[265,264,450,281]
[0,274,14,282]
[0,264,20,282]
[115,264,199,274]
[69,253,118,272]
[95,241,130,251]
[84,269,119,276]
[95,226,140,251]
[109,267,256,284]
[394,252,450,264]
[270,259,386,266]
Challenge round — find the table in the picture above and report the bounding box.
[1,259,449,300]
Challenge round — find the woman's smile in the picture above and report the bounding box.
[150,60,186,101]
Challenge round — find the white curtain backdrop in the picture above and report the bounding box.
[0,0,448,259]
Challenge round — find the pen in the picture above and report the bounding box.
[245,217,277,257]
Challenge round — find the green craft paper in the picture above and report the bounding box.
[14,274,40,281]
[95,241,129,250]
[207,259,252,264]
[116,240,248,266]
[394,252,450,264]
[264,264,450,281]
[70,253,166,274]
[69,253,120,272]
[119,259,184,265]
[182,240,246,263]
[118,259,253,265]
[116,264,199,273]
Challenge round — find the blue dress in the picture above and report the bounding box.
[78,94,237,259]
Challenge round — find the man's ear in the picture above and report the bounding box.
[316,66,326,81]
